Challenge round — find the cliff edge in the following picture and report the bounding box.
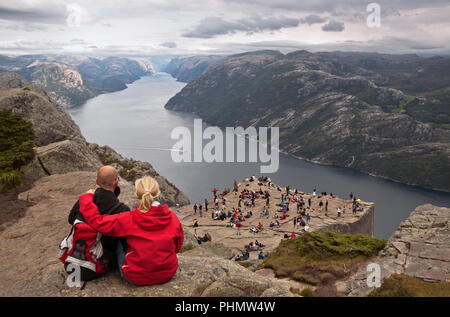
[346,204,450,296]
[0,172,294,297]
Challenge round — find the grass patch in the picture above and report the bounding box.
[263,231,386,289]
[300,288,315,297]
[369,274,450,297]
[179,243,194,253]
[238,261,254,268]
[292,272,319,285]
[0,110,34,192]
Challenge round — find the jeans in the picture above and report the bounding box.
[116,242,135,286]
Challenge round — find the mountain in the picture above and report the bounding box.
[164,54,226,82]
[165,50,450,192]
[16,60,94,109]
[0,72,188,206]
[0,54,156,108]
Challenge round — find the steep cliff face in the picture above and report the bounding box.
[0,72,188,207]
[0,55,156,108]
[0,72,87,146]
[165,50,450,192]
[17,60,94,108]
[164,55,225,82]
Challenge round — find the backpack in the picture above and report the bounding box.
[58,219,109,282]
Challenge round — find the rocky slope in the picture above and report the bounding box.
[89,143,189,206]
[0,172,293,297]
[0,54,155,108]
[165,50,450,192]
[0,72,188,207]
[16,60,93,109]
[164,55,225,82]
[346,204,450,296]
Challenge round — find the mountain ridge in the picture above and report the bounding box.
[0,54,156,108]
[165,50,450,192]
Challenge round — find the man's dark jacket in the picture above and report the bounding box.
[69,187,130,255]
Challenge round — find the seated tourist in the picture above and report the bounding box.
[78,176,183,286]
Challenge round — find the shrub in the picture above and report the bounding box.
[0,110,34,191]
[263,231,386,290]
[238,261,254,268]
[300,288,315,297]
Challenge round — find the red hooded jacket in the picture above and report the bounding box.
[79,193,183,286]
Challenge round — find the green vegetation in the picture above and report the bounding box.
[179,243,194,253]
[290,287,316,297]
[0,110,34,192]
[382,95,415,115]
[369,274,450,297]
[269,231,386,261]
[263,231,386,292]
[238,261,254,268]
[440,123,450,130]
[300,288,315,297]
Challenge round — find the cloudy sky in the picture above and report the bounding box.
[0,0,449,57]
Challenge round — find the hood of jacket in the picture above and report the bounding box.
[131,203,174,231]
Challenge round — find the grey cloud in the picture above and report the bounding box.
[0,4,66,24]
[70,39,86,44]
[161,41,177,48]
[182,15,301,38]
[0,40,65,52]
[321,20,344,32]
[1,21,47,32]
[226,0,450,13]
[299,14,326,25]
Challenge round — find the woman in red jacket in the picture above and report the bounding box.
[79,176,184,286]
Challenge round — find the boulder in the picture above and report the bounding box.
[346,204,450,296]
[21,140,102,182]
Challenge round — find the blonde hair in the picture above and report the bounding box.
[135,176,161,213]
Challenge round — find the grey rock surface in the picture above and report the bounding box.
[346,204,450,296]
[0,172,294,297]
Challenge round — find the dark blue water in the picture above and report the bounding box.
[68,73,450,239]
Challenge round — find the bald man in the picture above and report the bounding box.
[96,165,119,192]
[68,165,130,269]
